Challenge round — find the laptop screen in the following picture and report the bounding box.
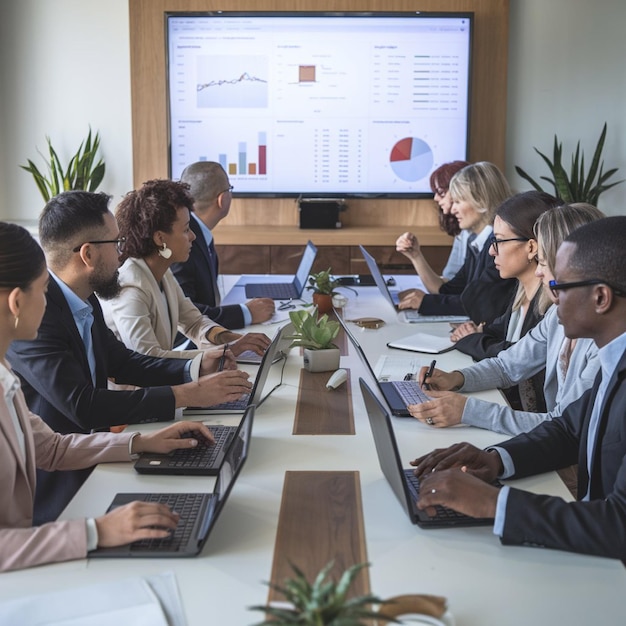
[293,241,318,293]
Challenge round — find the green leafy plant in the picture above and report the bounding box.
[515,122,622,204]
[287,307,340,351]
[249,561,398,626]
[307,268,340,296]
[20,127,106,201]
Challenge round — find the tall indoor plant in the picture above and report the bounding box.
[515,122,622,204]
[20,127,106,201]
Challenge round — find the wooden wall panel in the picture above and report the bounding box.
[129,0,509,233]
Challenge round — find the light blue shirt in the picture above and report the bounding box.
[493,330,626,536]
[49,271,96,384]
[191,213,251,325]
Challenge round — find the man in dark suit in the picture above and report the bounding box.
[410,216,626,561]
[171,161,274,329]
[7,191,252,523]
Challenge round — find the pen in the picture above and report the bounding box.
[217,344,228,372]
[422,359,436,390]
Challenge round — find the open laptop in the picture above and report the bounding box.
[337,313,428,417]
[358,244,469,324]
[184,322,290,415]
[134,399,254,476]
[243,240,318,299]
[359,379,495,528]
[236,322,294,365]
[90,405,253,558]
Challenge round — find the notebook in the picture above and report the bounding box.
[359,379,495,528]
[90,405,254,557]
[184,322,290,415]
[243,241,318,299]
[358,244,469,324]
[387,331,456,354]
[134,400,254,475]
[336,313,429,417]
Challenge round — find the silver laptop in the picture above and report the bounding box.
[243,241,318,299]
[184,323,291,415]
[359,379,495,528]
[358,244,469,324]
[90,405,253,558]
[336,313,429,417]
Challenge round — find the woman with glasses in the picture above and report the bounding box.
[0,222,217,572]
[100,179,271,365]
[396,160,469,281]
[397,162,517,325]
[409,203,604,436]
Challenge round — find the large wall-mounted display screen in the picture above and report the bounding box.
[167,12,473,197]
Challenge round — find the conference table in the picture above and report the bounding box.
[1,277,625,625]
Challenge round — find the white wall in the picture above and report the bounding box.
[1,0,625,222]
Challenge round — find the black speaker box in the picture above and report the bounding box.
[298,199,345,229]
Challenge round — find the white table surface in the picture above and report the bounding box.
[2,277,624,625]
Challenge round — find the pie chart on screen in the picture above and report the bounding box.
[389,137,434,182]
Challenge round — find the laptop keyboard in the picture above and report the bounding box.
[207,393,251,411]
[245,282,296,299]
[166,426,235,469]
[390,380,429,405]
[131,492,206,550]
[403,470,472,521]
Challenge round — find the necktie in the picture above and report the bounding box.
[78,306,97,385]
[207,239,221,306]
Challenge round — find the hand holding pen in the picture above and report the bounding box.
[217,344,228,372]
[421,359,437,390]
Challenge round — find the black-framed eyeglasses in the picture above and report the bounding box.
[433,187,446,197]
[548,279,626,299]
[488,234,529,255]
[72,238,126,254]
[221,185,234,194]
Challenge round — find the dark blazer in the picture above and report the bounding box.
[7,277,187,523]
[497,348,626,561]
[171,217,246,330]
[454,288,545,361]
[418,237,516,324]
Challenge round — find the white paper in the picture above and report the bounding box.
[387,331,455,354]
[374,355,431,381]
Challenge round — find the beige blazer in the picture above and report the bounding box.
[101,257,218,360]
[0,382,132,572]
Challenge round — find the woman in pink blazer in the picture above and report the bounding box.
[0,222,214,572]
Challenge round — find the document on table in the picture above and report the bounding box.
[387,331,456,354]
[0,571,186,626]
[374,355,432,381]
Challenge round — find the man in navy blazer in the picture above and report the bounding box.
[410,216,626,561]
[7,191,252,523]
[171,161,274,329]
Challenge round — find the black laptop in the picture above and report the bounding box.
[359,244,469,324]
[336,313,429,417]
[359,379,495,528]
[244,240,317,299]
[90,405,253,558]
[183,322,291,415]
[134,399,254,476]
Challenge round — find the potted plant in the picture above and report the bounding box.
[20,127,106,202]
[307,268,340,315]
[515,122,622,204]
[249,561,398,626]
[287,307,340,373]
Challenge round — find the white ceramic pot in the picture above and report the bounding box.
[303,348,340,373]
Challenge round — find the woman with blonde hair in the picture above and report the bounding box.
[398,161,516,325]
[410,202,604,435]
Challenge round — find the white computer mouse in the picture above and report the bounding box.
[326,368,348,390]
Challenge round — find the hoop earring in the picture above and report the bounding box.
[158,242,172,260]
[14,316,19,330]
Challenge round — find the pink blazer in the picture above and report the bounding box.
[0,380,132,572]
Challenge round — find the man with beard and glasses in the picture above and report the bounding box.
[7,191,253,524]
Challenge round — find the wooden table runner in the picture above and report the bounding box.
[293,368,354,435]
[268,471,370,602]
